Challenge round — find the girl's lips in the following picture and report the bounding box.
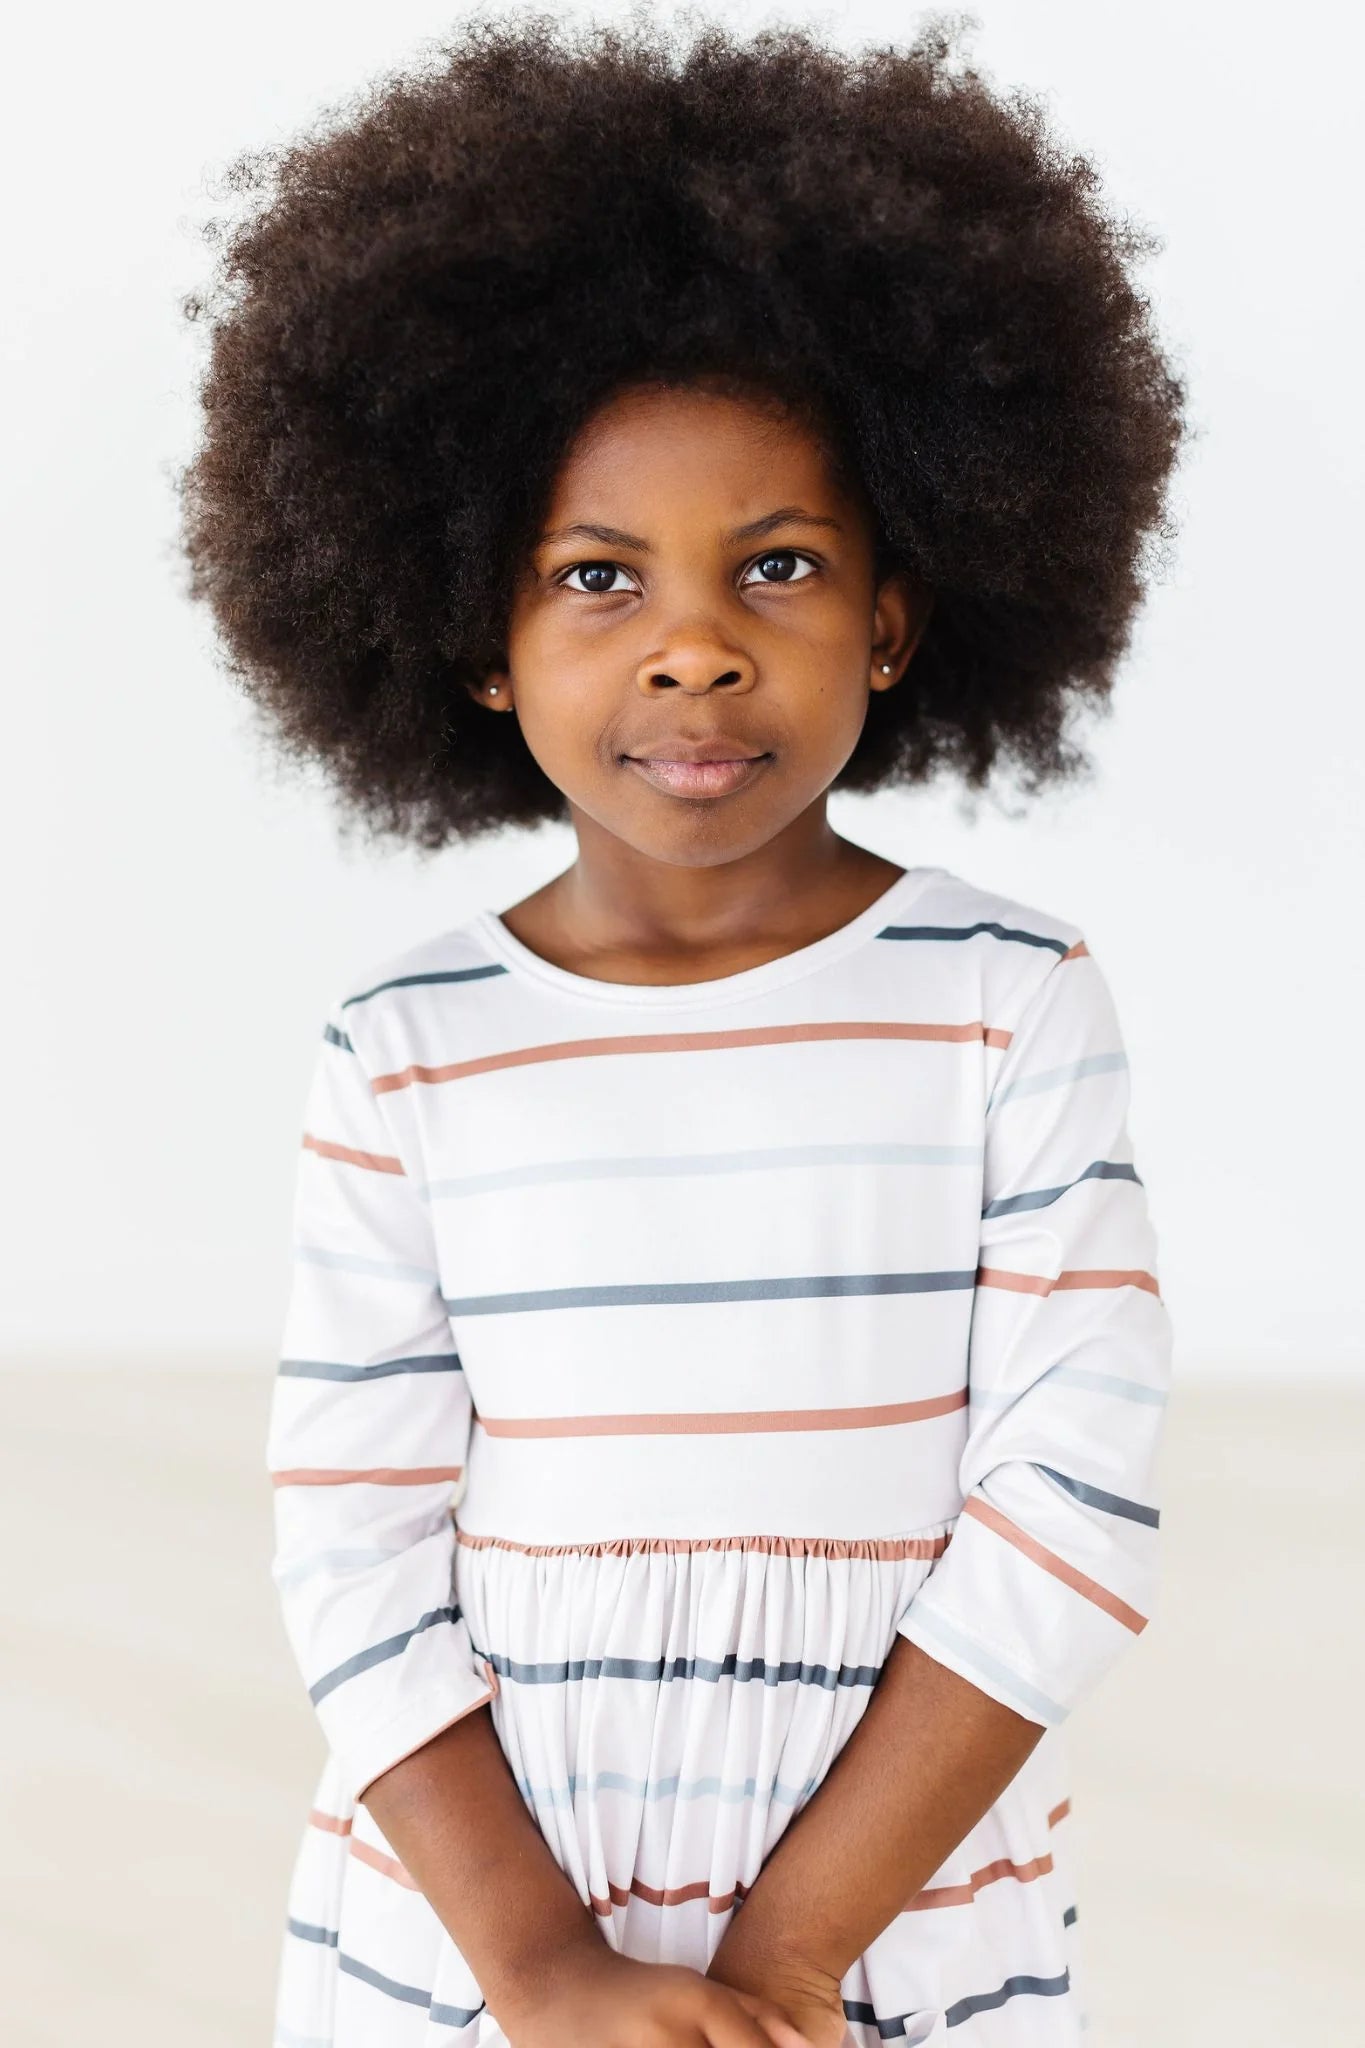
[625,754,772,798]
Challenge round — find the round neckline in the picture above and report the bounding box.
[471,864,943,1007]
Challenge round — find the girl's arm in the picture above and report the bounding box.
[266,999,499,1812]
[266,1006,600,2017]
[357,1702,605,2020]
[708,1631,1042,2019]
[711,936,1173,2027]
[268,999,797,2048]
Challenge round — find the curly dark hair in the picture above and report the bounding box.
[174,6,1187,848]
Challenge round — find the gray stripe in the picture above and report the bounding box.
[443,1269,978,1317]
[844,1968,1070,2036]
[476,1645,884,1691]
[983,1159,1141,1219]
[308,1603,459,1705]
[1036,1462,1160,1528]
[277,1353,462,1381]
[286,1917,336,1948]
[341,964,507,1010]
[946,1970,1071,2027]
[1063,1904,1078,1926]
[421,1141,982,1202]
[878,920,1073,958]
[337,1949,484,2027]
[289,1921,1065,2038]
[322,1023,353,1051]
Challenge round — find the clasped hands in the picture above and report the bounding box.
[496,1918,850,2046]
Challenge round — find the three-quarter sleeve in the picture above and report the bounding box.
[265,1005,495,1805]
[896,939,1173,1726]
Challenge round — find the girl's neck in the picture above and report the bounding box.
[491,834,907,989]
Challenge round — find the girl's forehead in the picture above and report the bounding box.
[540,382,853,513]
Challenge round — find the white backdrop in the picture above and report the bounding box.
[4,0,1360,1375]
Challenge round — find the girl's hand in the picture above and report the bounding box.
[732,1984,849,2048]
[496,1936,818,2046]
[711,1946,851,2048]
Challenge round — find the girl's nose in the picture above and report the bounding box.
[635,643,758,694]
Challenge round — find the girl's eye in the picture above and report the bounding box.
[740,549,817,586]
[559,561,637,595]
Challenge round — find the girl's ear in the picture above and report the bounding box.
[871,571,935,687]
[465,665,513,709]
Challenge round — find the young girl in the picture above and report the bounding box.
[178,13,1182,2045]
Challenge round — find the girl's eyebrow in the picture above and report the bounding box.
[536,507,844,553]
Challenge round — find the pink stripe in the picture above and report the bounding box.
[371,1020,1012,1094]
[270,1464,463,1487]
[978,1264,1161,1298]
[302,1132,404,1175]
[909,1848,1054,1911]
[474,1386,967,1439]
[962,1495,1147,1633]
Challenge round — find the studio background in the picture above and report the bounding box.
[2,2,1360,2043]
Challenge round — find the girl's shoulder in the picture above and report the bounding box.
[895,864,1092,1025]
[319,907,503,1071]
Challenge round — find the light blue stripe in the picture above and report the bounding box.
[983,1159,1140,1219]
[294,1246,440,1287]
[1036,1463,1160,1528]
[443,1269,977,1316]
[969,1364,1168,1409]
[273,1545,401,1592]
[989,1050,1127,1113]
[1047,1364,1167,1406]
[309,1603,458,1705]
[515,1765,822,1810]
[419,1141,983,1203]
[897,1605,1067,1725]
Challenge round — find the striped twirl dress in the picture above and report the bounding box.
[267,861,1173,2047]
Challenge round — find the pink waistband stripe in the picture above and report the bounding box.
[454,1528,953,1561]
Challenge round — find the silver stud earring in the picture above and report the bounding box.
[489,686,499,695]
[880,664,892,674]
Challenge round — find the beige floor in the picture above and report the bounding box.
[0,1370,1360,2046]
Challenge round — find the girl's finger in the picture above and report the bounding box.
[728,1990,815,2048]
[703,1986,812,2048]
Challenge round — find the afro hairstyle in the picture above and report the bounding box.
[175,7,1187,847]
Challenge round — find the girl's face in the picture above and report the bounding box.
[472,382,929,872]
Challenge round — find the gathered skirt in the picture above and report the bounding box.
[273,1520,1087,2046]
